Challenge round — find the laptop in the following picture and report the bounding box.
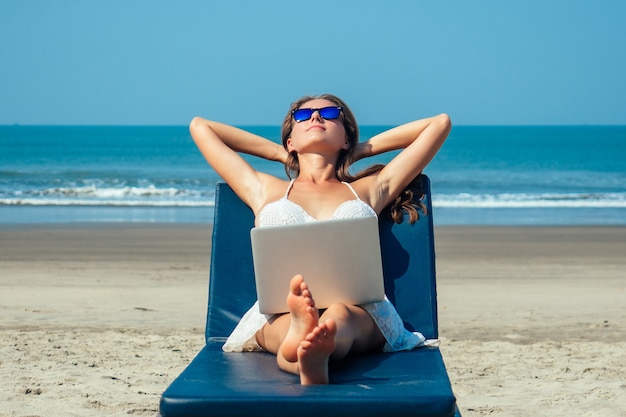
[250,216,385,314]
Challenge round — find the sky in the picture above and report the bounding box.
[1,0,625,126]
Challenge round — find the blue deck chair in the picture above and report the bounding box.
[159,174,461,417]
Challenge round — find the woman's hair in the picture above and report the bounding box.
[280,94,426,224]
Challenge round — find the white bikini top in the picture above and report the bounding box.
[258,179,377,227]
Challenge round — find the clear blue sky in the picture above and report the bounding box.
[1,0,625,126]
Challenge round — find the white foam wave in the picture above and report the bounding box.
[2,190,626,209]
[433,193,626,208]
[0,198,214,207]
[2,184,213,206]
[38,185,191,198]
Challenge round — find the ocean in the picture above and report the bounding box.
[1,125,625,225]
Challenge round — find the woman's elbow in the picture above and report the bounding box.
[189,116,217,140]
[189,116,205,132]
[432,113,452,139]
[435,113,452,130]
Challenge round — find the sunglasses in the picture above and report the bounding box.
[292,106,343,123]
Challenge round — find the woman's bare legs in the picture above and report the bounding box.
[257,275,386,385]
[295,302,385,385]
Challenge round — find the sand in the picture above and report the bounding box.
[1,224,625,417]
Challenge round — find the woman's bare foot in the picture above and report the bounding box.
[278,275,319,363]
[297,319,337,385]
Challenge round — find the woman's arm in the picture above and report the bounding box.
[352,115,449,162]
[355,114,451,212]
[190,117,287,162]
[189,117,288,210]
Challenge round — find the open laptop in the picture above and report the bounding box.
[250,216,385,314]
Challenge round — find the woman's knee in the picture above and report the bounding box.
[322,303,353,323]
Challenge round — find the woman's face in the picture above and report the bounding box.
[287,98,348,155]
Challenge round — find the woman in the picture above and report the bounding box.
[190,94,451,385]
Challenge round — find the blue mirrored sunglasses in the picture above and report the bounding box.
[292,106,343,123]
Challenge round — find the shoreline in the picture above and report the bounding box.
[2,224,625,416]
[3,205,626,226]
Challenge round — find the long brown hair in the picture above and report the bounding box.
[280,94,425,224]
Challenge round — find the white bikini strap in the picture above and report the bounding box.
[341,181,360,199]
[284,179,296,198]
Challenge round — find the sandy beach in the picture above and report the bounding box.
[1,224,625,417]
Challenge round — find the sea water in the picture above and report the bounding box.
[1,125,625,225]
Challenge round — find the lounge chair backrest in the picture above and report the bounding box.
[205,175,438,341]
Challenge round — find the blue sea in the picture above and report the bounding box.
[1,125,625,225]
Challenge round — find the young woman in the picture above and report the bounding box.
[190,94,451,385]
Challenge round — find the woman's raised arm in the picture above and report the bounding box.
[354,114,451,212]
[189,117,288,210]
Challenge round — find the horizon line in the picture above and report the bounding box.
[2,123,626,128]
